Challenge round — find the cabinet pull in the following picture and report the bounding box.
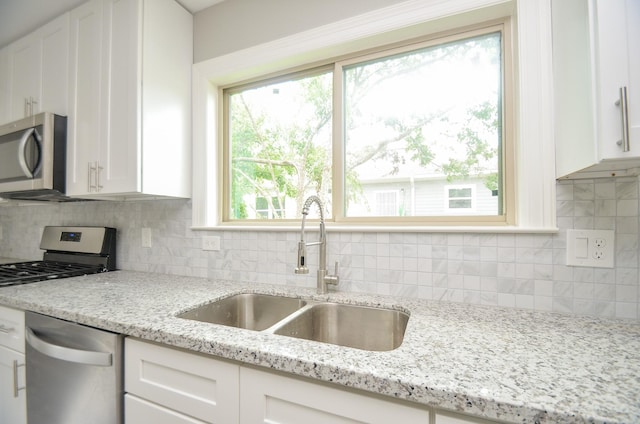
[88,162,96,191]
[615,86,630,152]
[13,360,25,398]
[97,162,104,191]
[0,324,15,333]
[30,96,38,116]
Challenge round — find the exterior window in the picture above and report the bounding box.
[446,185,475,211]
[223,22,511,225]
[256,196,285,219]
[375,191,400,216]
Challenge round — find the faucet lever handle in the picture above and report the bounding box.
[324,261,339,286]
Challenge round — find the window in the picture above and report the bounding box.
[256,196,285,219]
[223,23,511,226]
[375,191,400,216]
[445,185,475,212]
[194,0,558,230]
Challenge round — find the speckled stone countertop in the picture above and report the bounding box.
[1,271,638,424]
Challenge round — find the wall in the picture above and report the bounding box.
[193,0,406,61]
[0,177,638,321]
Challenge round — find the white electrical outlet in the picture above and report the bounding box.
[141,228,152,248]
[566,229,614,268]
[202,236,221,251]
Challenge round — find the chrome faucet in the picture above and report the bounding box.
[294,195,339,294]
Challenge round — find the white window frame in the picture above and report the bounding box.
[191,0,557,232]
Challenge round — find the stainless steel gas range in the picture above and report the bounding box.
[0,226,116,287]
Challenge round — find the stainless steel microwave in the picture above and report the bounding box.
[0,113,71,201]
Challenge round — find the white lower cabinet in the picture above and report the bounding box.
[124,338,239,423]
[125,394,208,424]
[0,306,26,424]
[435,411,502,424]
[239,366,431,424]
[124,338,501,424]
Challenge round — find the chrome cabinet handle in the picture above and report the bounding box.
[88,162,96,191]
[29,96,37,116]
[26,328,112,367]
[97,162,104,191]
[615,86,630,152]
[13,360,25,398]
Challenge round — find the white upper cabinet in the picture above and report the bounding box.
[67,0,193,199]
[67,0,103,196]
[0,47,10,124]
[553,0,640,178]
[0,14,69,125]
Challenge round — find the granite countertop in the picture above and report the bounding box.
[1,271,638,424]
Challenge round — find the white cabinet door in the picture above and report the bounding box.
[138,0,192,198]
[8,33,40,120]
[0,306,25,354]
[67,0,103,196]
[240,367,431,424]
[39,13,69,118]
[7,13,68,121]
[593,0,640,159]
[435,411,501,424]
[0,306,26,424]
[553,0,640,178]
[0,346,26,424]
[0,46,9,124]
[125,394,209,424]
[98,0,140,195]
[125,338,240,424]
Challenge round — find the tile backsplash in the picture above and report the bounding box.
[1,177,638,321]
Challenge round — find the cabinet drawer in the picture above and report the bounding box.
[125,394,208,424]
[0,306,25,353]
[240,366,431,424]
[125,338,239,423]
[436,411,501,423]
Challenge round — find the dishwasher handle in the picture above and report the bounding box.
[26,328,113,367]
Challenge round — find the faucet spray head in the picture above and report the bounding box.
[294,240,309,274]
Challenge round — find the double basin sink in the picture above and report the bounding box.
[177,293,409,351]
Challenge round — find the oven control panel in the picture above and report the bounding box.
[39,226,115,254]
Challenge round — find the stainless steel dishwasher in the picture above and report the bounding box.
[25,311,123,424]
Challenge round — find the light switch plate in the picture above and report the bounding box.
[566,229,614,268]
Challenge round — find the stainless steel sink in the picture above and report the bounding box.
[178,293,409,351]
[177,293,306,331]
[273,302,409,351]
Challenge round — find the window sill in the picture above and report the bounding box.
[191,224,559,234]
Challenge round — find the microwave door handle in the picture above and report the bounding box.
[26,328,113,367]
[17,128,42,178]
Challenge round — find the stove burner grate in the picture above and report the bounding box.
[0,261,106,287]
